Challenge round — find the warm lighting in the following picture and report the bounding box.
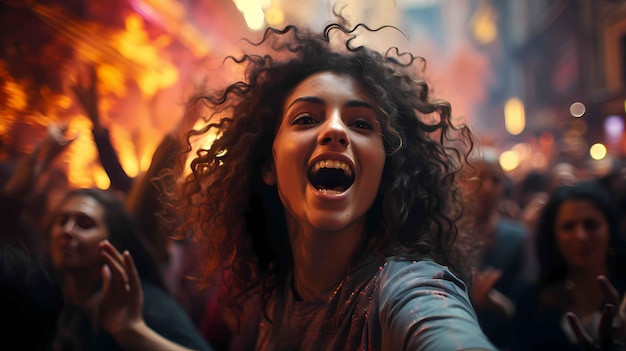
[590,143,607,160]
[110,126,140,178]
[569,102,586,118]
[93,166,111,189]
[530,153,548,169]
[232,0,266,30]
[264,8,284,26]
[469,1,498,45]
[66,116,99,187]
[504,97,525,135]
[5,79,27,112]
[112,14,179,97]
[511,142,531,160]
[499,150,520,172]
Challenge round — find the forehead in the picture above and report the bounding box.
[284,71,369,105]
[58,195,104,218]
[556,199,603,219]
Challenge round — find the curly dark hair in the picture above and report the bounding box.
[171,21,476,311]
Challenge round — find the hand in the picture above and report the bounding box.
[567,275,626,350]
[39,122,78,170]
[470,267,514,318]
[471,268,501,309]
[70,64,100,129]
[85,240,145,338]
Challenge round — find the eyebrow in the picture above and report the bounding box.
[285,96,373,111]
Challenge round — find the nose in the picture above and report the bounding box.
[61,217,77,234]
[318,111,349,148]
[573,223,588,241]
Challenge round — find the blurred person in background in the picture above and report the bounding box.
[460,147,530,350]
[512,181,626,350]
[71,65,212,331]
[47,187,213,351]
[0,123,74,350]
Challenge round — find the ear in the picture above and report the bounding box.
[263,161,277,186]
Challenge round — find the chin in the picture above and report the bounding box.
[307,214,358,233]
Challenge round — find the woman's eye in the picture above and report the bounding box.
[291,115,318,125]
[75,214,97,230]
[351,119,373,130]
[56,214,70,227]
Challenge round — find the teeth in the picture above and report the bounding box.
[313,159,352,176]
[318,189,343,195]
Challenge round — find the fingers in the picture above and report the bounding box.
[598,304,616,351]
[598,275,620,306]
[100,240,130,292]
[101,263,113,295]
[123,250,141,293]
[567,312,596,351]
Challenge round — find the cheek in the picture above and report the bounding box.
[81,229,109,250]
[555,232,573,252]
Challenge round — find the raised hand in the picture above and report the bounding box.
[100,240,143,335]
[567,275,626,351]
[39,122,78,170]
[70,64,100,129]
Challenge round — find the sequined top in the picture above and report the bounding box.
[254,256,497,351]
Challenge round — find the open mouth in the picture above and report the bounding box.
[308,159,355,194]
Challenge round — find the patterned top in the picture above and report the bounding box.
[254,256,496,351]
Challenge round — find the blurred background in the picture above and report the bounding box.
[1,0,625,188]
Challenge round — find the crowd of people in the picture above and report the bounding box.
[2,16,626,351]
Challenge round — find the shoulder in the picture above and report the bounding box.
[379,257,468,293]
[376,257,473,314]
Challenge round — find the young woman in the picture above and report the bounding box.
[168,21,496,350]
[47,188,212,351]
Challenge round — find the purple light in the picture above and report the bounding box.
[604,115,624,142]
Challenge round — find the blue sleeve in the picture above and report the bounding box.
[378,260,496,351]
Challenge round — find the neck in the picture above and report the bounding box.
[567,264,608,286]
[287,218,366,301]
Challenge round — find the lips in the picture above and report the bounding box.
[308,157,355,193]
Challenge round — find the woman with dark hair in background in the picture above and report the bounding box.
[47,188,212,351]
[512,181,626,350]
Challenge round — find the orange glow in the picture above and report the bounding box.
[109,124,140,178]
[65,116,99,187]
[110,14,179,98]
[3,79,27,112]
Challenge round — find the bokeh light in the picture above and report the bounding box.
[589,143,607,160]
[499,150,520,172]
[569,101,586,118]
[604,115,624,142]
[504,97,525,135]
